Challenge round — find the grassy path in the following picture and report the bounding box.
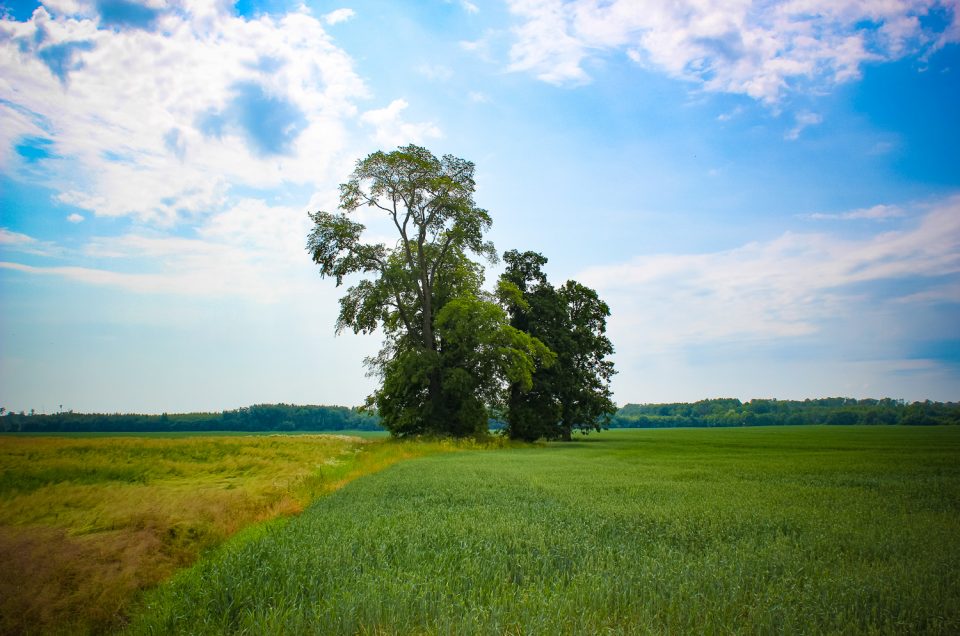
[127,426,960,634]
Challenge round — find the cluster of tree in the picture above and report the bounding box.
[307,145,616,440]
[498,251,616,440]
[0,404,382,433]
[610,398,960,428]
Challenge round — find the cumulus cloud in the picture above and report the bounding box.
[0,1,370,224]
[0,0,452,318]
[504,0,959,101]
[579,196,960,352]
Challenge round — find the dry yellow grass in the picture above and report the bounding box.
[0,433,464,635]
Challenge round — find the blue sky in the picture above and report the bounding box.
[1,0,958,414]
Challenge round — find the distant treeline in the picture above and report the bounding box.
[3,398,958,433]
[0,404,383,433]
[610,398,960,428]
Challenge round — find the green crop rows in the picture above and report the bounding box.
[128,426,960,635]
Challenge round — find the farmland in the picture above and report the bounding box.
[127,426,960,635]
[0,433,456,634]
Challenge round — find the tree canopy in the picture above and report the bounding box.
[307,145,552,437]
[500,250,617,440]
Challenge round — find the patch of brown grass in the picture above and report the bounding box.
[0,433,493,634]
[0,434,372,634]
[0,526,166,635]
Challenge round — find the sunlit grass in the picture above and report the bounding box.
[0,433,463,635]
[128,426,960,635]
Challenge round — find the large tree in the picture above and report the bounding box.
[307,146,550,436]
[500,250,617,441]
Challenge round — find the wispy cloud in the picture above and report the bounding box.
[0,228,39,248]
[805,204,906,221]
[360,99,442,148]
[2,198,322,302]
[580,196,960,351]
[505,0,958,102]
[785,111,823,141]
[324,8,355,26]
[0,227,63,257]
[716,106,743,122]
[416,63,454,81]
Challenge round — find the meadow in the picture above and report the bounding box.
[126,426,960,635]
[0,432,452,635]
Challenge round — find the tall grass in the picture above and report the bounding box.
[128,426,960,635]
[0,433,462,635]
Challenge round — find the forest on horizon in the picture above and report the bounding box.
[1,397,957,433]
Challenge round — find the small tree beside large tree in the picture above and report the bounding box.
[500,250,617,441]
[307,145,614,439]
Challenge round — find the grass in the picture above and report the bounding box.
[127,426,960,635]
[0,433,461,635]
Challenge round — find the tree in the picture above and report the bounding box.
[307,146,551,436]
[500,250,617,441]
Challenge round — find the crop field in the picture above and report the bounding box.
[127,426,960,635]
[0,433,456,635]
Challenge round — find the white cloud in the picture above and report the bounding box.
[505,0,959,102]
[806,204,906,221]
[66,213,84,223]
[785,110,823,140]
[459,30,505,64]
[716,106,743,122]
[360,99,442,148]
[461,1,479,14]
[3,198,321,302]
[324,8,355,25]
[0,228,62,256]
[579,196,960,353]
[0,228,39,248]
[0,2,369,224]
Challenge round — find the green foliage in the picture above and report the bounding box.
[611,397,960,428]
[370,295,554,438]
[435,295,555,436]
[0,404,382,433]
[127,427,960,634]
[368,348,437,437]
[307,147,552,437]
[500,250,617,441]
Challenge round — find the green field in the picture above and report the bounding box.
[127,426,960,634]
[0,433,456,634]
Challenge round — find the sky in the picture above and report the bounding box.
[1,0,959,414]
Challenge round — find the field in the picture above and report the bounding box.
[125,426,960,635]
[0,433,457,635]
